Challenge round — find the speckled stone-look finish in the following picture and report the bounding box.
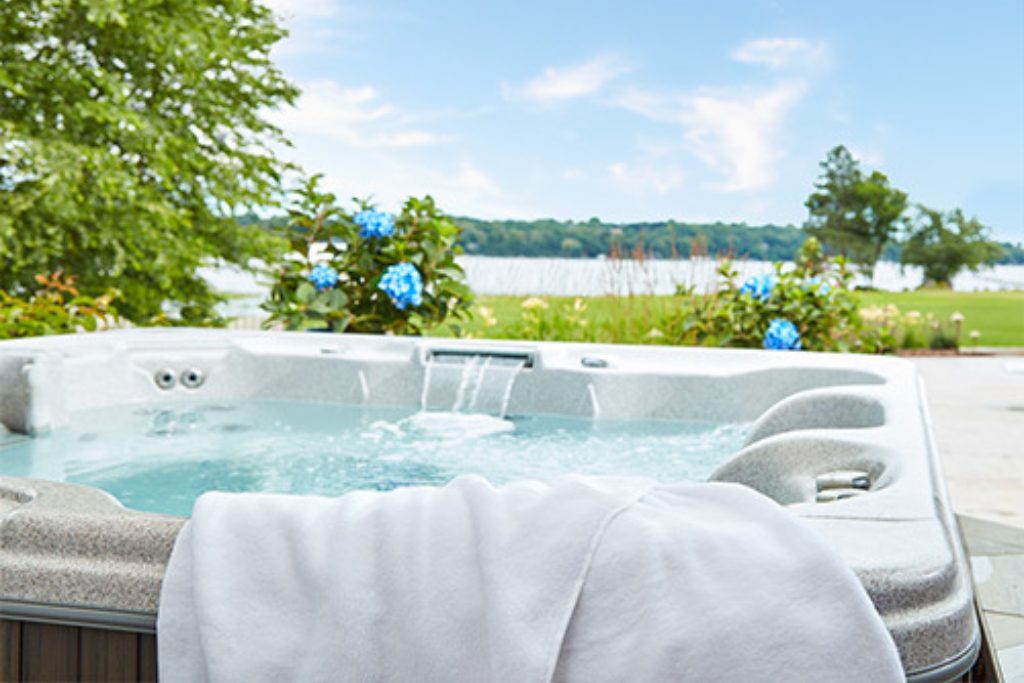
[0,478,182,614]
[0,329,979,680]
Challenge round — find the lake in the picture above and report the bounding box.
[205,256,1024,318]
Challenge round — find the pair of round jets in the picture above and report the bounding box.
[154,367,205,389]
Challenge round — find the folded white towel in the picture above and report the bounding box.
[158,476,903,682]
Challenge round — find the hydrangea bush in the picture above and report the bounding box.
[262,175,473,334]
[672,238,862,352]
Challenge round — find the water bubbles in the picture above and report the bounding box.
[1,399,751,517]
[401,411,515,440]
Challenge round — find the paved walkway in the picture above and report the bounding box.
[960,515,1024,682]
[911,356,1024,529]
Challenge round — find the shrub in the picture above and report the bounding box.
[262,176,473,334]
[447,238,964,356]
[671,239,862,351]
[856,306,962,352]
[0,272,118,339]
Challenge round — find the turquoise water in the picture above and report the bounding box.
[0,400,749,517]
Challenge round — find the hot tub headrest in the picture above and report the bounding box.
[0,352,68,436]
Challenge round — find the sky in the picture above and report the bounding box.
[262,0,1024,241]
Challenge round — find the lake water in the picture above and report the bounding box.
[204,257,1024,318]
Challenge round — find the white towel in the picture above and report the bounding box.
[157,476,903,682]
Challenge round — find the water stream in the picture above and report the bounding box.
[408,353,528,438]
[421,354,526,419]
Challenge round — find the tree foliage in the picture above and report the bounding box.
[900,206,1004,286]
[1,271,118,339]
[804,145,908,278]
[0,0,298,323]
[454,217,806,261]
[243,211,1024,264]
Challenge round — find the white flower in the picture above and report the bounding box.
[950,311,965,323]
[859,305,885,325]
[521,297,548,311]
[477,306,497,327]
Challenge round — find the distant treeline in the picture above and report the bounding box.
[241,214,1024,264]
[453,218,805,260]
[454,217,1024,264]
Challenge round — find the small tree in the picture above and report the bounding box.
[900,206,1003,287]
[0,0,298,323]
[804,146,908,280]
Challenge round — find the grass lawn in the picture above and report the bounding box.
[429,290,1024,346]
[857,290,1024,346]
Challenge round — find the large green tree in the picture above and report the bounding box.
[0,0,298,322]
[804,145,908,279]
[900,206,1003,287]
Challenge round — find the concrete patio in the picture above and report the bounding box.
[912,355,1024,682]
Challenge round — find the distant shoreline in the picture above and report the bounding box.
[207,256,1024,318]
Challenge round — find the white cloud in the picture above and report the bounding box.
[616,81,807,192]
[607,161,685,194]
[283,154,532,220]
[730,38,829,70]
[271,81,446,148]
[264,0,351,58]
[504,55,629,103]
[452,162,499,195]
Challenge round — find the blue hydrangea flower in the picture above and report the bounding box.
[307,264,338,291]
[764,318,802,351]
[806,277,831,296]
[354,209,395,239]
[739,273,775,302]
[379,262,423,310]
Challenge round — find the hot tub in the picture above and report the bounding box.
[0,329,979,681]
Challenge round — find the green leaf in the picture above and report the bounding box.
[296,282,316,304]
[327,289,348,308]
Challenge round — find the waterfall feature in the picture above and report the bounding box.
[420,351,529,419]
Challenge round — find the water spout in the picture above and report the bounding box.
[467,356,492,412]
[587,383,601,420]
[420,350,527,419]
[420,360,433,411]
[357,370,370,404]
[498,365,522,419]
[451,355,481,413]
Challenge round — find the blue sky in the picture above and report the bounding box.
[264,0,1024,241]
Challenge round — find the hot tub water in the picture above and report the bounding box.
[0,399,749,517]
